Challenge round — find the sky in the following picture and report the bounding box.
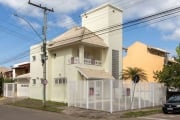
[0,0,180,67]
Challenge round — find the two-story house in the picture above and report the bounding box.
[13,62,30,97]
[123,41,169,82]
[30,4,123,102]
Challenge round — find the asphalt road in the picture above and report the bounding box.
[120,113,180,120]
[0,105,180,120]
[137,113,180,120]
[0,105,85,120]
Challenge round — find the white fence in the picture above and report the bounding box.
[3,83,29,98]
[3,83,17,97]
[68,80,166,113]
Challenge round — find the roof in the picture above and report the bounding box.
[48,27,108,49]
[14,73,30,80]
[78,67,115,80]
[12,63,30,69]
[81,3,123,17]
[147,46,169,54]
[129,41,169,54]
[0,67,10,73]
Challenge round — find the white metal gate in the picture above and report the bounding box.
[3,83,17,97]
[17,84,29,97]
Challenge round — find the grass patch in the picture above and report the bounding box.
[120,109,162,118]
[9,98,67,113]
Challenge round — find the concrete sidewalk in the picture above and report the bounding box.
[0,97,26,105]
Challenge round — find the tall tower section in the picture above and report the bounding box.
[82,4,123,79]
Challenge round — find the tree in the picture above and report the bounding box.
[153,63,180,88]
[122,67,147,109]
[154,44,180,89]
[122,67,147,81]
[175,43,180,62]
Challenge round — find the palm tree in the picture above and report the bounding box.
[121,67,147,109]
[122,67,147,81]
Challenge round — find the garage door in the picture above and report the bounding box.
[17,84,29,97]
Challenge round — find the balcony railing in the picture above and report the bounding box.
[69,57,101,66]
[70,57,79,64]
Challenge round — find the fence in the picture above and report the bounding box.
[3,83,17,97]
[67,80,166,113]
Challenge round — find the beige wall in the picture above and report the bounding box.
[82,4,123,76]
[123,41,165,82]
[29,43,49,100]
[29,4,123,102]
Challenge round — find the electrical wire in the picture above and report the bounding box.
[1,2,180,65]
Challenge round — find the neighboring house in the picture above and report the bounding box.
[123,41,169,82]
[30,4,123,102]
[0,67,9,73]
[3,70,13,79]
[12,62,30,79]
[13,62,30,97]
[0,67,10,78]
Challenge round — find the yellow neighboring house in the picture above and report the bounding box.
[123,41,169,82]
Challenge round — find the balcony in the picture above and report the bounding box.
[70,57,79,64]
[69,57,101,66]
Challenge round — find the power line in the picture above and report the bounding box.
[28,0,54,107]
[2,4,180,66]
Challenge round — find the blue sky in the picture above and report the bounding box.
[0,0,180,67]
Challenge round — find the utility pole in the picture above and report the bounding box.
[28,0,54,107]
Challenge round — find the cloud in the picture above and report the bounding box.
[163,29,180,41]
[17,18,41,29]
[1,0,180,40]
[0,0,42,17]
[0,0,108,15]
[112,0,180,41]
[0,0,107,29]
[49,15,77,29]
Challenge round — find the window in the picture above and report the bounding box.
[54,77,67,85]
[32,56,36,61]
[41,79,44,84]
[89,88,94,96]
[21,84,29,87]
[32,79,36,85]
[112,50,119,79]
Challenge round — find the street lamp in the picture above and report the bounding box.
[14,14,42,41]
[14,14,47,106]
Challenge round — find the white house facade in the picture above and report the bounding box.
[29,4,123,103]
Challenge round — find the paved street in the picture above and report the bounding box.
[137,113,180,120]
[0,105,86,120]
[118,113,180,120]
[0,105,180,120]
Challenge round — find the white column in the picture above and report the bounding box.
[67,80,70,107]
[101,80,104,111]
[110,80,113,113]
[79,45,84,64]
[94,81,96,109]
[139,82,141,109]
[152,83,155,107]
[86,80,89,109]
[12,83,15,97]
[118,80,121,111]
